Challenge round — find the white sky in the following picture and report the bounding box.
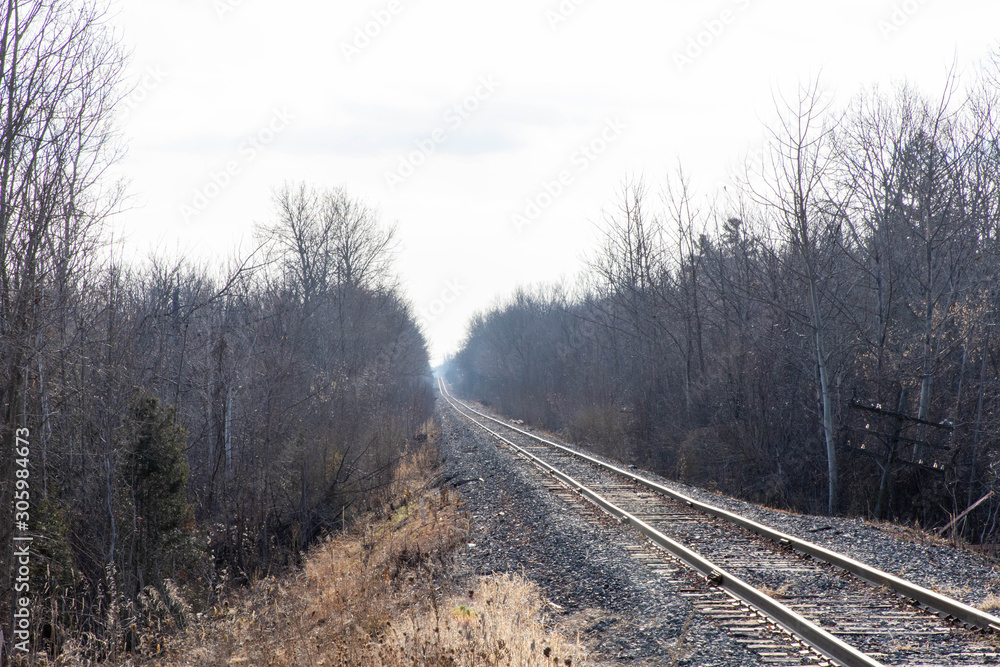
[108,0,1000,365]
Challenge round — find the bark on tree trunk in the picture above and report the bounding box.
[809,279,838,515]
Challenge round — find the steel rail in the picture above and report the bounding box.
[440,380,884,667]
[440,381,1000,636]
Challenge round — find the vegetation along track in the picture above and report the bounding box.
[438,379,1000,666]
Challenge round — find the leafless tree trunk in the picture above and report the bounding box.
[748,79,843,515]
[1,0,125,642]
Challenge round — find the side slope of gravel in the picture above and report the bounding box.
[471,401,1000,612]
[564,437,1000,611]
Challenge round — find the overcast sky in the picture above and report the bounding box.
[108,0,1000,364]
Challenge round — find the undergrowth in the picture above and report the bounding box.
[129,431,588,667]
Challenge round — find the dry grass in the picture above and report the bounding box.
[756,583,791,599]
[870,520,951,548]
[979,594,1000,612]
[132,436,588,667]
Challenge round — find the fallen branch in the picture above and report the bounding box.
[936,491,994,537]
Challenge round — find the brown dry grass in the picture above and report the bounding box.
[978,594,1000,612]
[132,434,587,667]
[756,583,791,599]
[869,519,951,548]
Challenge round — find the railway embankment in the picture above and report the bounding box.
[439,390,1000,666]
[138,425,588,667]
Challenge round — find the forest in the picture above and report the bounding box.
[448,62,1000,542]
[0,2,433,659]
[6,0,1000,662]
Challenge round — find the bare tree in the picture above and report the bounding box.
[1,0,126,643]
[747,79,845,514]
[663,167,709,422]
[0,6,435,655]
[261,183,398,304]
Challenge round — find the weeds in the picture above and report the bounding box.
[137,436,587,667]
[979,594,1000,612]
[757,583,791,599]
[666,612,694,666]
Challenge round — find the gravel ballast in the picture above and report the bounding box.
[552,429,1000,613]
[438,393,1000,664]
[439,404,797,665]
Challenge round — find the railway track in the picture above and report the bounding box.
[439,379,1000,667]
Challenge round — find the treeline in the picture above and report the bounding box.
[449,66,1000,541]
[1,2,432,661]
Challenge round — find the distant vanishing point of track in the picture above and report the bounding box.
[439,379,1000,667]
